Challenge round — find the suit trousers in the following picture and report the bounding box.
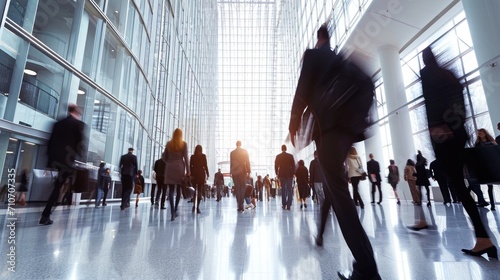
[233,175,246,210]
[121,175,133,208]
[316,129,380,279]
[433,136,488,238]
[280,178,293,208]
[42,169,72,217]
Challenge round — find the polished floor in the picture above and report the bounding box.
[1,187,499,280]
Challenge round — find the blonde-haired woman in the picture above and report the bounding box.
[345,147,365,208]
[162,128,190,221]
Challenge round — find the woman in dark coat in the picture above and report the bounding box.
[415,151,431,207]
[163,128,190,220]
[190,145,209,214]
[295,160,310,209]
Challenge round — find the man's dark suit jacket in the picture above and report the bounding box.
[154,158,166,178]
[119,152,138,177]
[47,115,85,169]
[230,147,250,178]
[289,43,373,143]
[214,171,224,185]
[367,159,381,183]
[275,152,295,179]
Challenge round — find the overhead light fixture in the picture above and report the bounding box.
[25,142,36,146]
[24,69,37,76]
[94,100,100,104]
[77,89,86,95]
[6,151,13,154]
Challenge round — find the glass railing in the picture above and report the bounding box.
[19,79,58,118]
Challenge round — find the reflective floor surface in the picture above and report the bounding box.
[1,189,499,280]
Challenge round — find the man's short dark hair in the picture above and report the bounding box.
[317,25,330,40]
[68,104,80,114]
[281,145,287,152]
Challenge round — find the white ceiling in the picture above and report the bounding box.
[342,0,462,75]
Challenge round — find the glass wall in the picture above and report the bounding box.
[0,0,218,201]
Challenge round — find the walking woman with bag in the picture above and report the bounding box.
[345,147,366,209]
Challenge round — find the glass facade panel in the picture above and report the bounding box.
[32,0,76,60]
[106,0,127,34]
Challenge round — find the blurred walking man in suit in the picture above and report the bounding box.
[230,141,251,212]
[40,104,86,225]
[288,25,380,279]
[119,148,138,210]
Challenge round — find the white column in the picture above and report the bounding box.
[364,103,384,165]
[378,45,416,200]
[461,0,500,131]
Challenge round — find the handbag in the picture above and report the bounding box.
[356,158,367,181]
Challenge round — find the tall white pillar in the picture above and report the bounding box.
[364,103,384,164]
[378,45,416,200]
[461,0,500,132]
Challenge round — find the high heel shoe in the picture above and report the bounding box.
[462,246,498,259]
[427,201,431,207]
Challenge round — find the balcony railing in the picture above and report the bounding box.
[19,79,58,118]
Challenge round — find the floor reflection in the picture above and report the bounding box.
[1,189,499,279]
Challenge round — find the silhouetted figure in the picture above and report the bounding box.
[420,47,496,258]
[190,145,209,214]
[119,148,138,210]
[40,104,85,225]
[230,141,251,212]
[289,25,380,279]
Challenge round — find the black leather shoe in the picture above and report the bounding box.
[407,225,429,231]
[477,201,490,207]
[337,271,381,280]
[338,272,350,280]
[160,206,166,210]
[39,217,53,225]
[315,235,323,247]
[462,246,497,259]
[171,214,175,221]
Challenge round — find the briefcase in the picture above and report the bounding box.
[72,167,90,193]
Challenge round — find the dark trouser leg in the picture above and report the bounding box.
[168,184,175,210]
[216,184,222,200]
[121,175,133,208]
[316,130,379,278]
[234,176,245,210]
[318,194,332,238]
[160,183,167,207]
[435,139,489,238]
[174,185,181,212]
[371,183,376,202]
[102,187,108,204]
[437,177,451,203]
[469,184,487,203]
[376,183,382,202]
[280,178,286,207]
[42,170,72,217]
[424,185,430,202]
[151,183,157,204]
[487,184,495,206]
[351,178,363,207]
